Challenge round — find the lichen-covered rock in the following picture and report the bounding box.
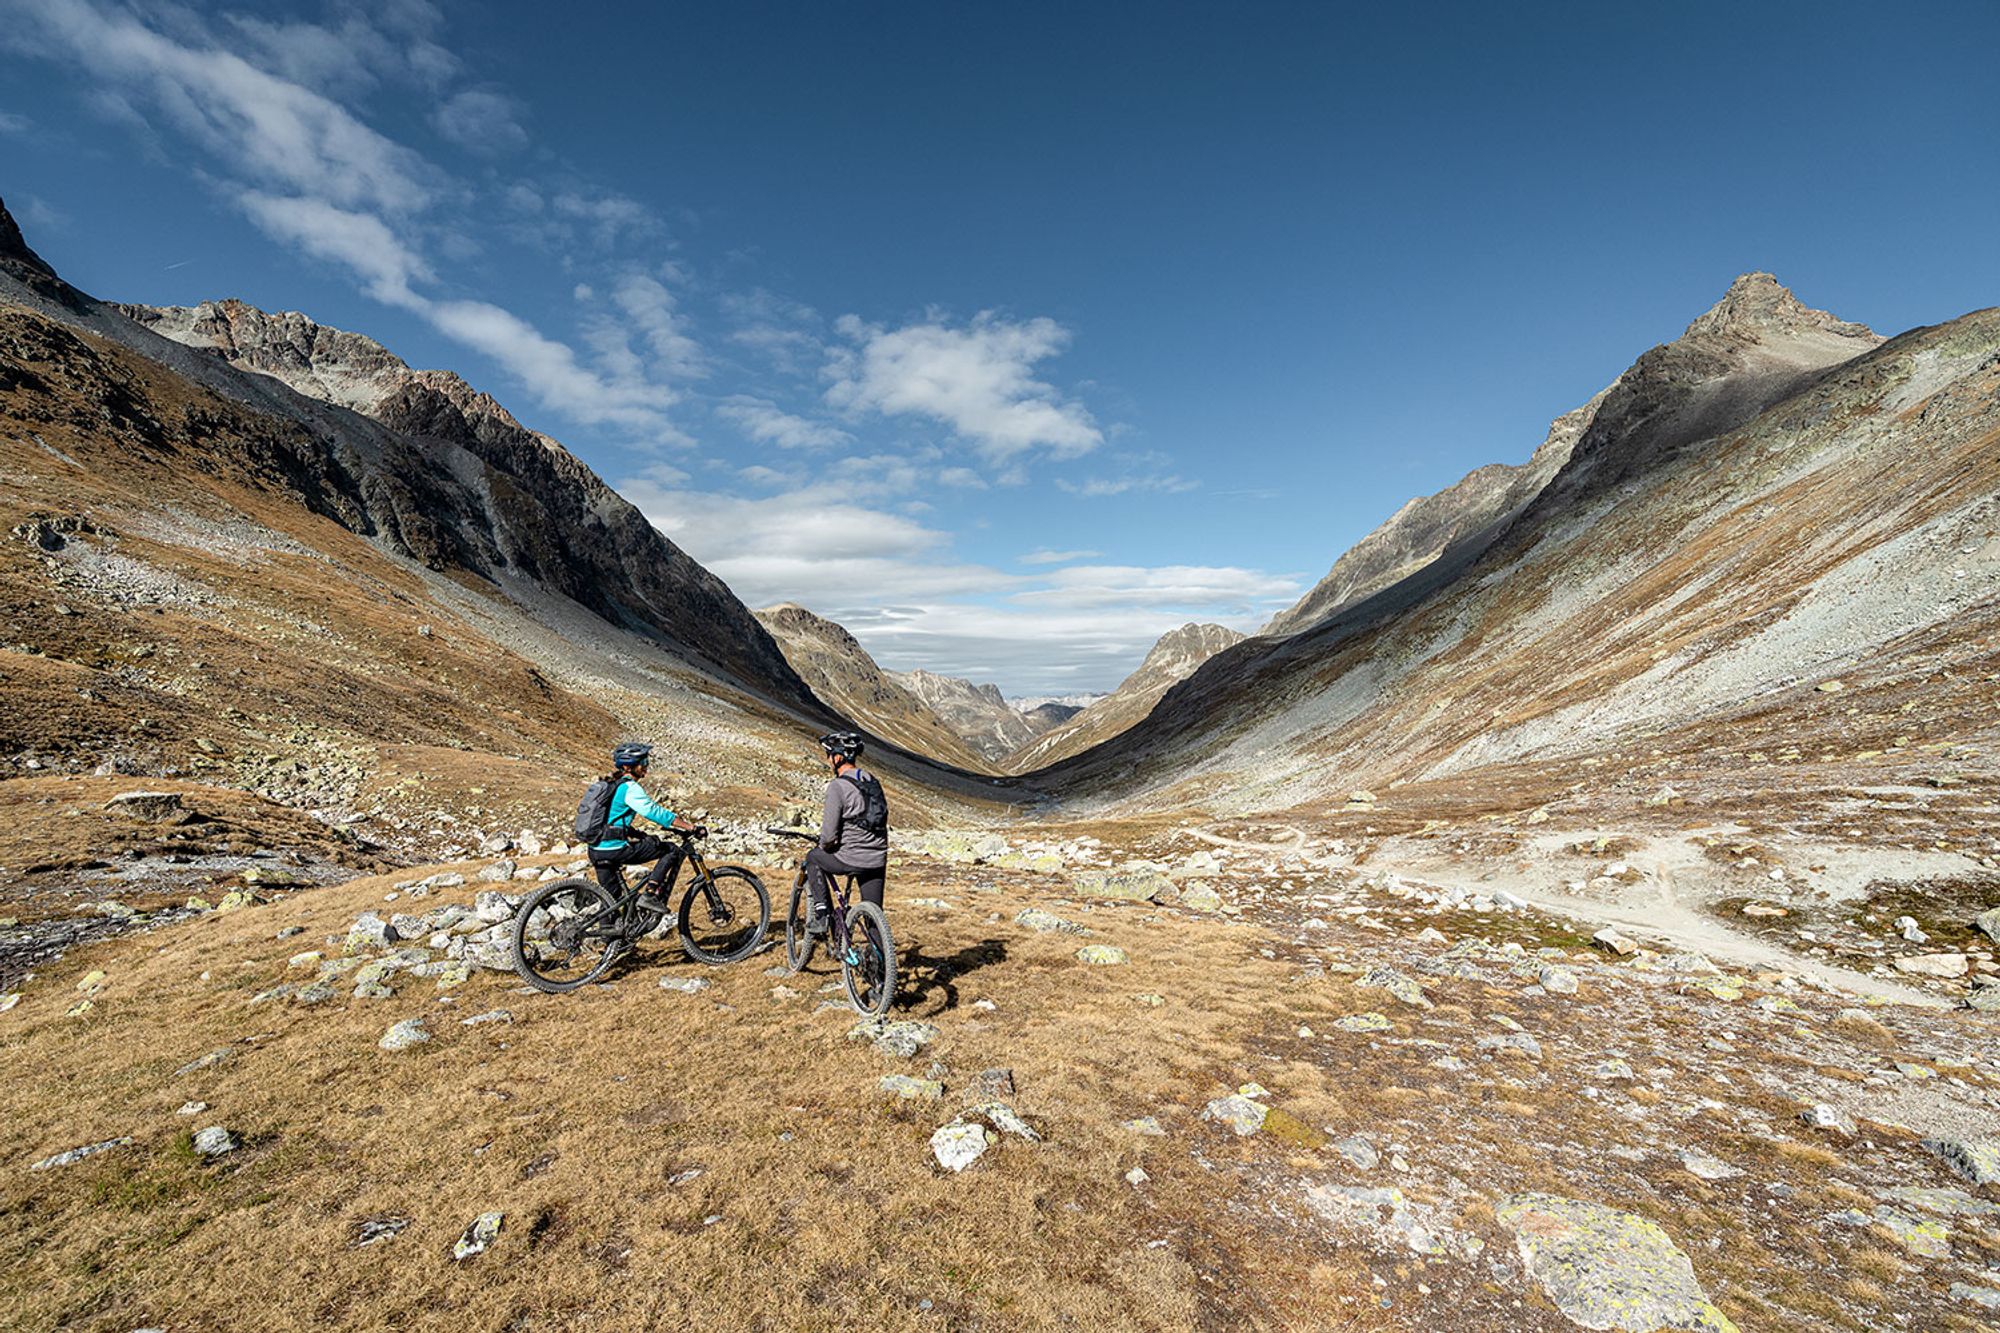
[379,1018,430,1051]
[1177,883,1224,913]
[1203,1094,1268,1136]
[1333,1012,1393,1033]
[1538,964,1580,995]
[1014,908,1087,935]
[879,1074,944,1101]
[191,1126,239,1158]
[1356,966,1430,1008]
[1923,1136,2000,1187]
[104,791,183,821]
[1497,1193,1739,1332]
[1799,1103,1855,1136]
[1974,907,2000,945]
[1074,868,1172,903]
[848,1018,938,1058]
[1075,944,1128,965]
[453,1211,503,1260]
[930,1121,992,1172]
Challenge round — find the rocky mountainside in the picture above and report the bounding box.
[1051,273,1993,819]
[1263,387,1611,637]
[752,603,988,771]
[114,298,807,704]
[1008,623,1247,772]
[891,669,1048,764]
[0,197,993,850]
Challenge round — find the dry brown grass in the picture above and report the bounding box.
[0,855,1403,1332]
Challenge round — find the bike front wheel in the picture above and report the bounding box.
[513,878,622,993]
[677,865,770,964]
[839,900,896,1018]
[784,870,816,973]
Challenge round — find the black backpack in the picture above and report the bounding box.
[573,775,624,843]
[841,771,890,836]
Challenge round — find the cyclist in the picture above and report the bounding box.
[590,742,697,910]
[805,731,888,933]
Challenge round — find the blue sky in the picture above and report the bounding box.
[4,1,1997,695]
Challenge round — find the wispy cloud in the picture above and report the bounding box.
[1056,474,1198,498]
[716,396,851,450]
[823,311,1102,462]
[433,89,528,154]
[1020,548,1102,565]
[0,111,31,134]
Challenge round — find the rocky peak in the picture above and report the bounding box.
[0,196,54,278]
[1682,272,1876,343]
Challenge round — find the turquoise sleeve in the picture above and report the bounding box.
[624,780,675,828]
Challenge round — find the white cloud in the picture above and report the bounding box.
[611,274,704,379]
[0,111,30,134]
[1018,564,1299,611]
[433,89,528,154]
[551,189,655,247]
[1020,548,1102,565]
[1056,474,1199,498]
[13,0,435,214]
[823,311,1101,461]
[619,476,1297,694]
[937,466,987,489]
[716,396,851,450]
[239,191,432,305]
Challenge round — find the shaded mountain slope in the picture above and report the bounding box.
[753,603,989,771]
[1007,623,1245,772]
[1042,276,1997,813]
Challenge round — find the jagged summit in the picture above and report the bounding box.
[1683,271,1876,342]
[0,196,53,277]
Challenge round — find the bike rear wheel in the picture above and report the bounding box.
[785,870,817,972]
[839,900,896,1018]
[677,865,770,964]
[513,878,622,993]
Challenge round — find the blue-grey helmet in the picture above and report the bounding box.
[612,741,653,769]
[818,731,864,762]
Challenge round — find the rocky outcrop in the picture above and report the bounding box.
[112,298,809,707]
[753,603,987,770]
[890,669,1042,764]
[1008,623,1245,771]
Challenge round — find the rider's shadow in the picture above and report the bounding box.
[896,937,1007,1017]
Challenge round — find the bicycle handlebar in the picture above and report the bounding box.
[764,827,816,842]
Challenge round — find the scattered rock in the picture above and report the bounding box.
[1593,928,1637,956]
[849,1018,938,1058]
[1538,965,1580,995]
[1075,944,1128,965]
[1356,966,1430,1008]
[660,977,711,994]
[461,1009,512,1026]
[1333,1012,1392,1033]
[1974,907,2000,945]
[476,859,517,883]
[1676,1149,1741,1181]
[1014,908,1087,935]
[1178,883,1224,913]
[973,1068,1016,1100]
[30,1137,133,1170]
[1892,952,1968,978]
[353,1216,411,1248]
[1477,1032,1544,1061]
[379,1018,430,1052]
[1815,679,1845,693]
[1798,1103,1855,1136]
[1203,1094,1268,1136]
[930,1122,992,1173]
[453,1211,503,1260]
[1894,915,1929,944]
[880,1075,944,1102]
[1497,1194,1739,1333]
[1923,1136,2000,1187]
[174,1049,232,1078]
[1123,1116,1166,1136]
[1335,1136,1379,1170]
[176,1101,207,1116]
[103,791,183,821]
[191,1126,239,1158]
[1592,1058,1635,1081]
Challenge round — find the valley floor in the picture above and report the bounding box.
[5,784,2000,1331]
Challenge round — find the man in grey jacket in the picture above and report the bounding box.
[806,730,888,932]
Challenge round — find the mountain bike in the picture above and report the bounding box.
[512,827,769,993]
[767,827,895,1018]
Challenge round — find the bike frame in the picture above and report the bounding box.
[591,833,723,939]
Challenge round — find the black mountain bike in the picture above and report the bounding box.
[768,827,895,1018]
[512,827,769,993]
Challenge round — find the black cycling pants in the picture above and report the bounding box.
[589,836,676,894]
[805,847,885,915]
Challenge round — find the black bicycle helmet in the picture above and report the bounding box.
[818,730,865,762]
[611,741,653,769]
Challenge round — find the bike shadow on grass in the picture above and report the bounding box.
[893,937,1008,1017]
